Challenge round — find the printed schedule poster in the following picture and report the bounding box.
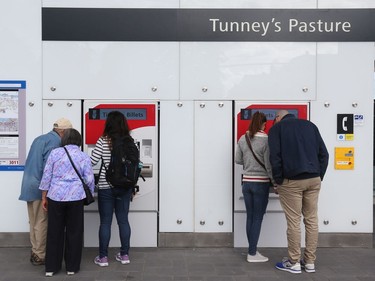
[0,91,19,134]
[0,81,26,171]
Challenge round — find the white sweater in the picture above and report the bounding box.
[235,131,273,183]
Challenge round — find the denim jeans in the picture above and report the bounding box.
[97,187,133,257]
[242,181,269,255]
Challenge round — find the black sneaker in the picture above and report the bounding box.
[30,252,35,263]
[31,253,45,266]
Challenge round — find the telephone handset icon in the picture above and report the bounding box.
[342,116,348,131]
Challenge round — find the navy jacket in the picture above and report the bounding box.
[268,114,329,185]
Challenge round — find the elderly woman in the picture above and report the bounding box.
[39,128,95,277]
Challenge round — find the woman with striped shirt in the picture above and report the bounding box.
[91,111,134,267]
[235,111,274,263]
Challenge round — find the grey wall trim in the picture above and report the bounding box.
[158,233,234,248]
[1,232,372,248]
[0,233,30,247]
[318,233,373,248]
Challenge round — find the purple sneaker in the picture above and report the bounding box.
[115,253,130,264]
[94,256,109,267]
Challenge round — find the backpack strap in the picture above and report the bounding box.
[99,157,104,172]
[96,157,104,182]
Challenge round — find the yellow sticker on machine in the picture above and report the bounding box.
[334,147,354,170]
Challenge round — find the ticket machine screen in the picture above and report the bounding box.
[240,108,299,122]
[85,103,156,145]
[89,108,147,121]
[236,104,308,141]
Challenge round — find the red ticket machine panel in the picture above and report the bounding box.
[236,103,308,142]
[234,102,308,213]
[85,103,156,145]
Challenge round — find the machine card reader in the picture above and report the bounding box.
[141,164,153,178]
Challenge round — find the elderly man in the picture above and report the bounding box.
[19,118,73,265]
[268,110,329,274]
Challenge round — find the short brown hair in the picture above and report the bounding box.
[61,128,82,147]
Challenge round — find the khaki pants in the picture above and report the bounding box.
[27,200,47,259]
[278,177,321,264]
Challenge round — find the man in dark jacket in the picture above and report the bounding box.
[268,110,329,274]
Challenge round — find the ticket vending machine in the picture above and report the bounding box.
[234,102,308,247]
[83,101,158,247]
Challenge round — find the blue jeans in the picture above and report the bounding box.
[242,181,269,255]
[97,188,132,257]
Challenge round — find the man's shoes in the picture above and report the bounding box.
[275,257,301,274]
[30,252,45,266]
[301,259,316,273]
[247,251,269,262]
[115,252,130,264]
[94,256,109,267]
[45,272,54,277]
[66,271,75,275]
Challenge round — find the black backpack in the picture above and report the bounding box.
[104,136,144,189]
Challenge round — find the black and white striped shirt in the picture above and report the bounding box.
[91,136,112,189]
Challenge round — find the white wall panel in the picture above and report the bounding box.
[1,174,26,231]
[181,0,316,8]
[43,0,179,8]
[84,212,157,247]
[315,43,374,232]
[0,0,41,87]
[159,101,195,232]
[194,101,232,232]
[43,42,179,100]
[0,0,42,232]
[234,212,306,248]
[180,42,316,101]
[318,0,375,8]
[42,100,82,134]
[0,0,43,146]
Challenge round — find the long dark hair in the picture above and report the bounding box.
[102,111,131,143]
[248,111,267,139]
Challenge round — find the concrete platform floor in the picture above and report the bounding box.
[1,246,375,281]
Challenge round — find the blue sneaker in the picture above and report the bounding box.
[275,257,301,274]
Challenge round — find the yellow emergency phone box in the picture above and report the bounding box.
[334,147,354,170]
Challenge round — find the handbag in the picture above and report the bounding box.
[63,147,95,206]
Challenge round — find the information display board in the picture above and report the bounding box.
[0,81,26,171]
